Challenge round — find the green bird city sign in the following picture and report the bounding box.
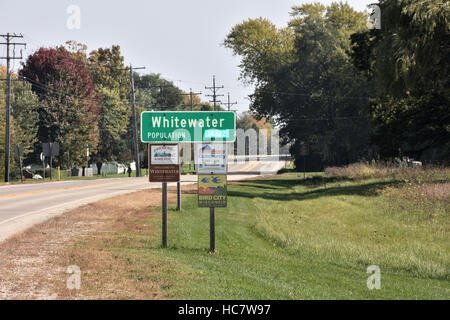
[140,111,236,143]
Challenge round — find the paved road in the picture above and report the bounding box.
[0,155,290,242]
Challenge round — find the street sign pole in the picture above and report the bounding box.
[50,154,53,180]
[162,182,168,248]
[210,207,215,252]
[304,155,306,179]
[177,181,181,211]
[19,155,23,183]
[177,143,181,211]
[41,153,45,179]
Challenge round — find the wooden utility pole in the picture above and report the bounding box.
[1,33,26,182]
[127,65,145,177]
[224,92,237,111]
[205,75,224,111]
[181,88,202,111]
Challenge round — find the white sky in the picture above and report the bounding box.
[0,0,373,112]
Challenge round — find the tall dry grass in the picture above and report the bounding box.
[325,162,449,182]
[325,162,450,201]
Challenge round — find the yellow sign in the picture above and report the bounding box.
[198,174,227,207]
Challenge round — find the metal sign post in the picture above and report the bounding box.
[177,181,181,211]
[210,207,215,252]
[299,142,309,180]
[43,142,60,180]
[198,174,227,253]
[15,145,24,182]
[40,152,45,179]
[162,182,168,248]
[148,143,180,248]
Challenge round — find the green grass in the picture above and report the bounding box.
[112,173,450,299]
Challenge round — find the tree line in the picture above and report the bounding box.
[224,0,449,170]
[0,41,237,178]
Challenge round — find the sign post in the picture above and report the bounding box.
[299,142,309,179]
[43,142,59,180]
[162,182,168,247]
[40,152,45,179]
[198,174,227,252]
[177,180,181,211]
[15,145,23,182]
[142,111,236,252]
[195,142,229,253]
[210,207,215,252]
[149,143,180,248]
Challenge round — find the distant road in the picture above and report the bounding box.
[0,154,290,242]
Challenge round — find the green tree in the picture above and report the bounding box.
[85,45,133,170]
[225,2,371,169]
[351,0,449,161]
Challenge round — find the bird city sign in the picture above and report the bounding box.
[140,111,236,143]
[198,174,227,207]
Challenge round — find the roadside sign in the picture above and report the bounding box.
[148,144,180,182]
[195,143,228,174]
[141,111,236,143]
[299,142,309,156]
[42,142,60,157]
[14,145,23,159]
[198,174,227,207]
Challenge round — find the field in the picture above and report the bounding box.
[104,167,449,299]
[2,166,448,299]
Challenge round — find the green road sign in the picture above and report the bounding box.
[140,111,236,143]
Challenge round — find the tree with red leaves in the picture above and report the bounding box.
[20,47,101,167]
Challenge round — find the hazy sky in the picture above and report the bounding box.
[1,0,372,112]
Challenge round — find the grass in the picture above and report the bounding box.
[107,172,449,299]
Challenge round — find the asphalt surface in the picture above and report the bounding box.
[0,155,290,242]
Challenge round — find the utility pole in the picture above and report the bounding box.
[146,84,172,110]
[1,33,26,182]
[224,92,237,111]
[181,88,202,111]
[205,75,224,111]
[181,88,202,175]
[127,65,145,178]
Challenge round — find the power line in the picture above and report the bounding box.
[205,75,224,111]
[224,92,237,111]
[181,88,202,111]
[1,33,26,182]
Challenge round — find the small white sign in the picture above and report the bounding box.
[195,143,228,174]
[151,145,179,165]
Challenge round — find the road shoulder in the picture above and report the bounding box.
[0,187,186,299]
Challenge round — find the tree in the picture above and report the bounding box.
[0,66,40,178]
[85,45,132,171]
[225,2,371,169]
[133,73,183,110]
[351,0,450,161]
[19,47,101,167]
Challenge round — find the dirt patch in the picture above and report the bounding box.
[0,185,197,300]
